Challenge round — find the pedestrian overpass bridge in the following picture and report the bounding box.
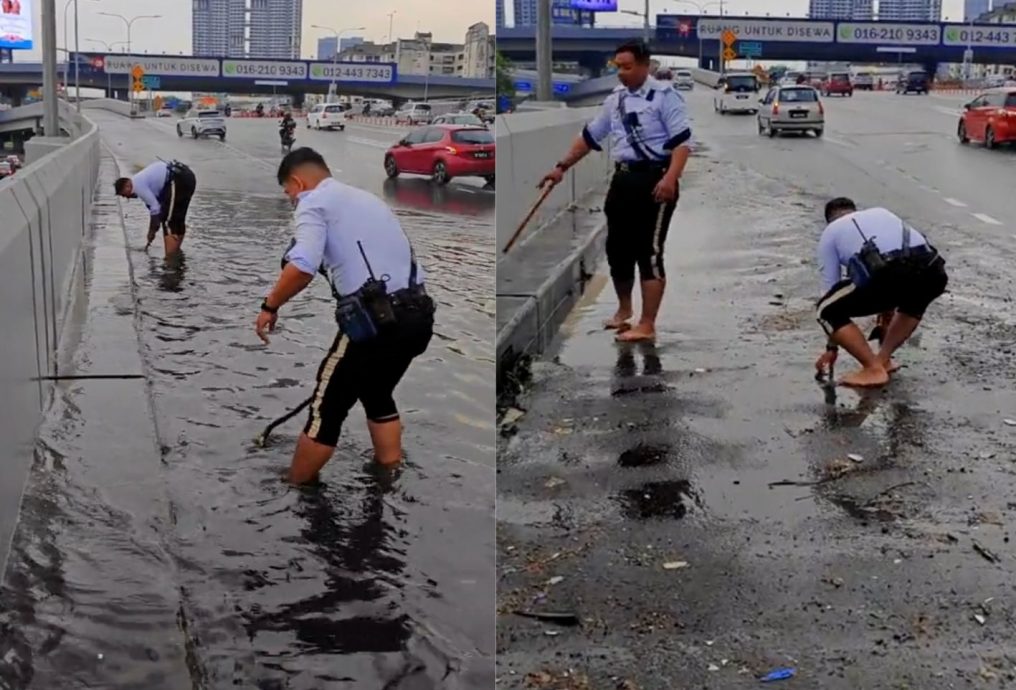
[497,15,1016,74]
[0,53,493,105]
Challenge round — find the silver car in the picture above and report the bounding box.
[756,86,824,138]
[674,69,694,90]
[176,109,227,141]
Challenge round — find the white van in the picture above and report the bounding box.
[395,102,433,124]
[306,103,346,130]
[713,72,761,114]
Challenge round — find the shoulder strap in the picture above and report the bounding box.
[850,218,869,242]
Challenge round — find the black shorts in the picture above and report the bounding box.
[603,164,679,283]
[303,308,434,447]
[158,165,196,236]
[817,254,948,334]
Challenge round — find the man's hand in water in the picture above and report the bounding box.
[815,348,838,375]
[255,310,277,345]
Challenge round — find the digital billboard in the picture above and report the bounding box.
[569,0,617,11]
[0,0,33,49]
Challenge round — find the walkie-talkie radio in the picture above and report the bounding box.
[334,241,397,342]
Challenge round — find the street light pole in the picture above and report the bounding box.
[42,0,60,137]
[98,13,161,112]
[536,0,552,100]
[85,38,126,96]
[311,25,366,103]
[644,0,651,44]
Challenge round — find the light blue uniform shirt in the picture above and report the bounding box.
[284,177,423,297]
[583,76,692,163]
[131,160,169,217]
[817,207,929,293]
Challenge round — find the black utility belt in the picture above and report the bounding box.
[614,160,668,174]
[881,245,937,263]
[335,283,434,343]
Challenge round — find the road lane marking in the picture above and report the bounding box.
[933,106,963,117]
[823,135,850,147]
[346,136,392,150]
[972,212,1002,225]
[944,198,967,207]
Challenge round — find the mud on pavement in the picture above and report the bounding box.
[496,148,1016,689]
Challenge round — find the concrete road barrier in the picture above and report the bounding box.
[83,98,136,118]
[495,107,615,381]
[0,105,100,570]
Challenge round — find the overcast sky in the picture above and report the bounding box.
[17,0,969,61]
[18,0,494,60]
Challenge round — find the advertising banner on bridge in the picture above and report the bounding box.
[104,55,220,76]
[569,0,617,10]
[837,22,940,45]
[0,0,33,49]
[222,60,307,80]
[942,24,1016,48]
[307,62,397,83]
[695,18,835,43]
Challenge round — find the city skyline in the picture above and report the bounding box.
[14,0,493,61]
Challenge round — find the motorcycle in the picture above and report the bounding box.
[280,128,295,153]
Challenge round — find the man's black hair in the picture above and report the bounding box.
[824,197,856,222]
[615,39,651,64]
[113,177,132,195]
[277,147,330,185]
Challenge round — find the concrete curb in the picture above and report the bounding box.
[495,212,608,378]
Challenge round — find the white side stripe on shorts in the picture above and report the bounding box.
[165,179,177,223]
[307,334,349,439]
[816,281,856,334]
[648,203,667,280]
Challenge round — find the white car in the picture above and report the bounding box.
[713,72,761,114]
[674,70,694,90]
[156,108,173,118]
[306,103,346,130]
[395,103,433,124]
[176,109,226,140]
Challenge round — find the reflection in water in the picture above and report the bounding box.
[612,342,666,396]
[617,479,699,521]
[382,178,493,217]
[618,443,672,468]
[156,250,188,292]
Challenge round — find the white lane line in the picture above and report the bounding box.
[823,135,850,147]
[346,135,392,150]
[944,197,967,207]
[933,106,963,117]
[972,212,1003,225]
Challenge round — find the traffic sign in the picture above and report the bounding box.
[722,47,737,61]
[141,75,160,88]
[721,29,737,46]
[739,41,763,57]
[131,64,145,79]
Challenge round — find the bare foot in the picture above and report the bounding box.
[604,311,633,330]
[838,365,890,388]
[885,360,902,374]
[616,325,655,343]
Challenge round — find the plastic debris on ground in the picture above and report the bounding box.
[662,560,689,570]
[760,667,796,682]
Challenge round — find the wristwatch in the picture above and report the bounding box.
[825,342,839,352]
[260,300,278,314]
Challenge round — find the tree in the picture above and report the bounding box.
[496,51,514,102]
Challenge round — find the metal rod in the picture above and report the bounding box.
[42,0,60,137]
[74,0,80,111]
[536,0,552,100]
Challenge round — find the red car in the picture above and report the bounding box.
[384,124,495,187]
[958,87,1016,149]
[822,72,853,97]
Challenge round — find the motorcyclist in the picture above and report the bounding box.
[279,112,296,144]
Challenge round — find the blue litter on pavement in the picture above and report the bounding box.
[760,667,796,682]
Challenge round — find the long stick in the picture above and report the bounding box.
[254,395,313,448]
[501,184,553,254]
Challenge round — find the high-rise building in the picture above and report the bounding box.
[496,0,506,29]
[340,36,364,52]
[807,0,873,19]
[192,0,302,59]
[964,0,990,21]
[877,0,942,21]
[513,0,592,26]
[463,22,494,78]
[317,36,338,60]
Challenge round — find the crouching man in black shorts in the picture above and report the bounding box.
[814,197,948,388]
[114,159,197,257]
[255,148,435,484]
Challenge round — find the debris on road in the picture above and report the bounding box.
[502,407,525,426]
[823,575,845,588]
[760,667,796,682]
[513,610,581,626]
[545,477,566,489]
[547,576,564,586]
[524,669,591,689]
[1003,419,1016,427]
[663,560,689,570]
[972,541,1000,564]
[847,453,864,463]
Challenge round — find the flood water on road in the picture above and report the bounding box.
[0,116,495,689]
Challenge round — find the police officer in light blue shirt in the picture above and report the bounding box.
[255,148,435,484]
[541,39,692,343]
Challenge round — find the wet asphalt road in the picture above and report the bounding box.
[1,112,494,688]
[497,90,1016,688]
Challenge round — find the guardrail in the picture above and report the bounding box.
[0,101,101,570]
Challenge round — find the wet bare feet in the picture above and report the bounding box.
[604,311,633,331]
[616,325,655,343]
[839,365,890,388]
